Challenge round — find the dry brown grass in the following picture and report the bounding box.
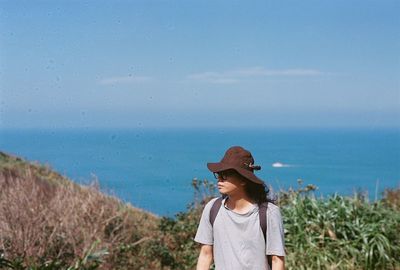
[383,187,400,210]
[0,151,160,269]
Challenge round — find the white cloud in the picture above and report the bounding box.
[98,75,153,85]
[187,67,327,84]
[187,72,240,84]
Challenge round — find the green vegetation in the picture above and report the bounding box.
[280,181,400,269]
[1,151,399,269]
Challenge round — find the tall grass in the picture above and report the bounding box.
[280,182,400,269]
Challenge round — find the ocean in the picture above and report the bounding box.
[1,127,399,216]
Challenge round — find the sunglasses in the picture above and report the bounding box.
[213,170,235,180]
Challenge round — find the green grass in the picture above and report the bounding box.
[281,186,400,269]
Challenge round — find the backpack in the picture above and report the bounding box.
[209,197,272,268]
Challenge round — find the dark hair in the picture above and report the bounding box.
[221,170,271,205]
[242,177,270,205]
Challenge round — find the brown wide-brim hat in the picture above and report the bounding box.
[207,146,265,185]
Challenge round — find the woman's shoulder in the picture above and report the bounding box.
[266,202,282,216]
[203,197,222,210]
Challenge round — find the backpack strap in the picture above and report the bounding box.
[259,202,272,269]
[259,202,267,240]
[209,197,223,226]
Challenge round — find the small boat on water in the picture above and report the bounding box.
[272,162,284,168]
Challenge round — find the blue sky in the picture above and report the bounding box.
[1,0,399,129]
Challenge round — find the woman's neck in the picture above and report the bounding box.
[225,194,255,214]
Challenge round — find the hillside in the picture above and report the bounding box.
[0,151,161,269]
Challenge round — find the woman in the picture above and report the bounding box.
[194,146,285,270]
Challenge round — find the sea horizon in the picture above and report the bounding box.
[1,126,399,216]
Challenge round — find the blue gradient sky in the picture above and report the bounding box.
[1,0,399,129]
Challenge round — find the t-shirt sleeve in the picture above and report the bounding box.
[266,204,286,256]
[194,198,218,245]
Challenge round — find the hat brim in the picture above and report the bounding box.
[207,162,265,185]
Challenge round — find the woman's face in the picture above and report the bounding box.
[215,170,245,196]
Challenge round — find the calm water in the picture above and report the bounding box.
[1,127,399,216]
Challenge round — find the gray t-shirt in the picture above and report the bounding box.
[194,197,285,270]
